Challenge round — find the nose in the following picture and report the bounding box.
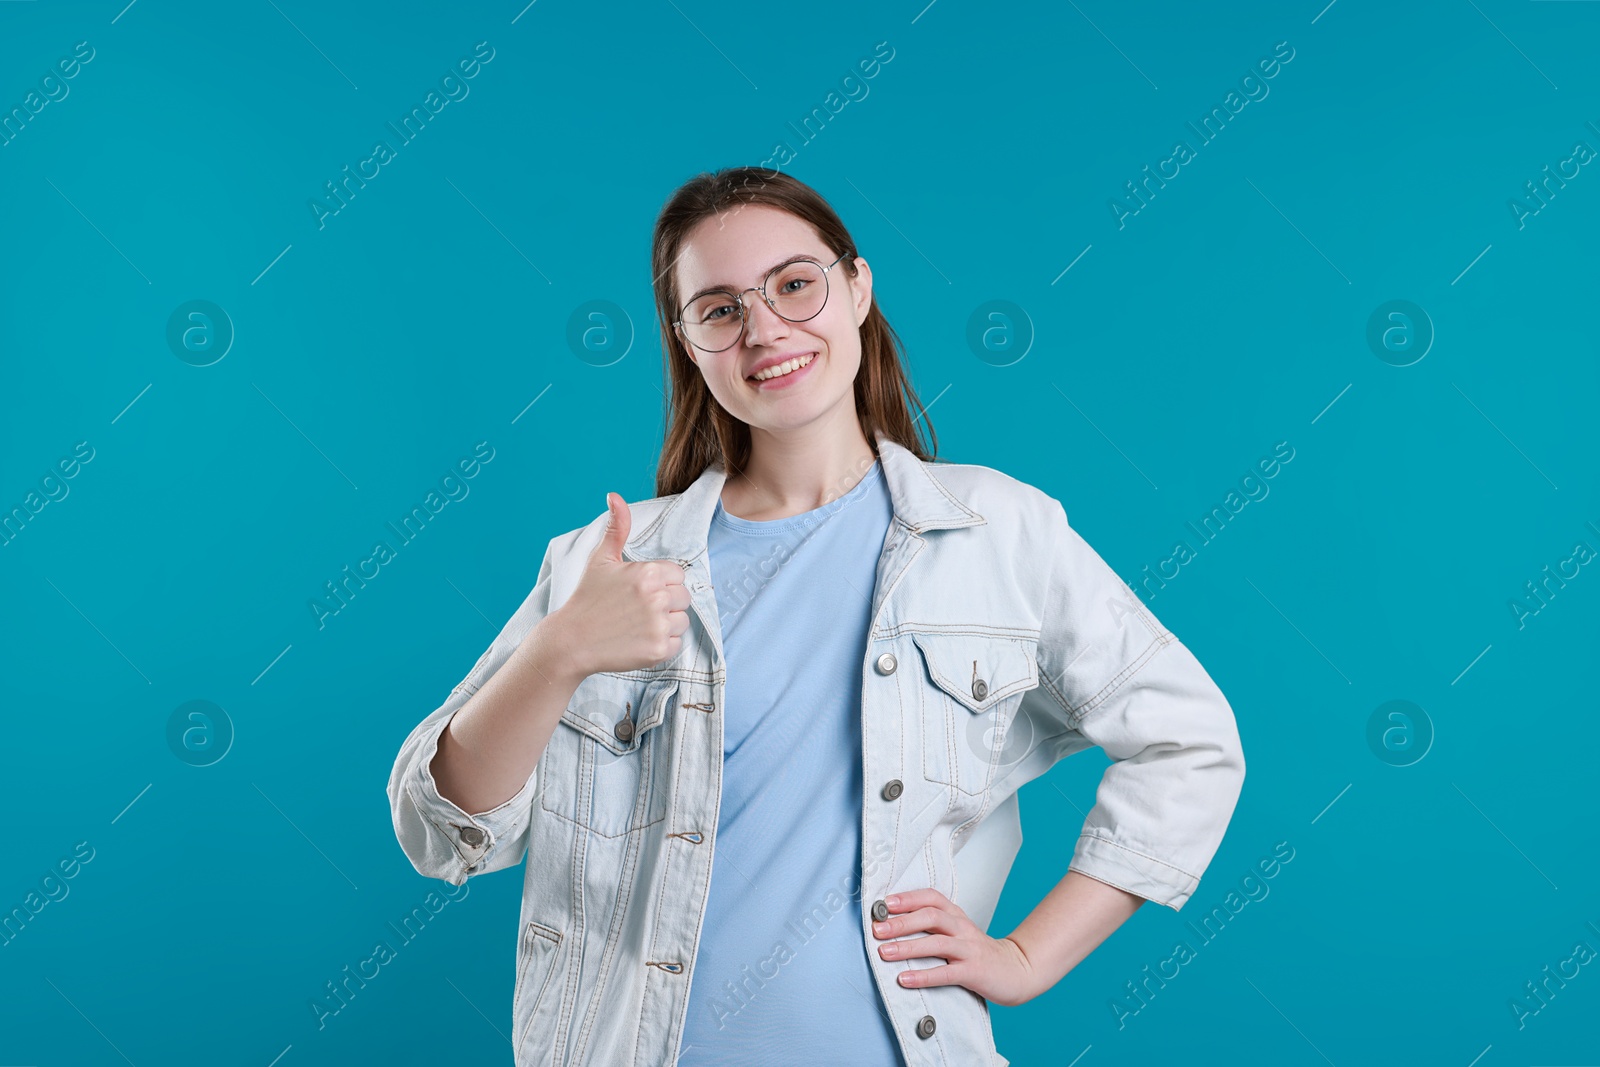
[740,288,791,348]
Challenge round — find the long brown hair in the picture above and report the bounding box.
[649,166,938,497]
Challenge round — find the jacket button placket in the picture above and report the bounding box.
[870,645,910,1050]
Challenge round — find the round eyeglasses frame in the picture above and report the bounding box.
[672,249,855,354]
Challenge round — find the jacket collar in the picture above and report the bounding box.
[623,428,985,565]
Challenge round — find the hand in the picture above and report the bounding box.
[870,889,1041,1008]
[545,493,693,677]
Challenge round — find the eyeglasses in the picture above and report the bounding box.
[673,249,854,354]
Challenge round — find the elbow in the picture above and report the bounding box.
[1186,685,1246,824]
[1221,703,1245,783]
[1218,696,1246,809]
[1225,745,1246,824]
[1222,703,1248,825]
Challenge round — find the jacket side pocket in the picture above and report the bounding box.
[513,919,564,1065]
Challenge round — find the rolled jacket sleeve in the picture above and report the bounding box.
[387,540,558,886]
[1033,500,1245,912]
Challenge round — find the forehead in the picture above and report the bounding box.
[675,204,827,292]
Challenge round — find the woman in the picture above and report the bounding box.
[388,167,1245,1067]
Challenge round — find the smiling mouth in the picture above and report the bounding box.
[748,352,816,382]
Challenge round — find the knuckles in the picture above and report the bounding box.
[635,561,678,589]
[633,561,686,602]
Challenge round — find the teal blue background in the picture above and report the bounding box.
[3,1,1596,1064]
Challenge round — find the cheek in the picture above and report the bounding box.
[833,349,863,386]
[821,322,862,373]
[826,300,866,353]
[698,356,747,400]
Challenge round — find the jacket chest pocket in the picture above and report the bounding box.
[911,630,1040,796]
[513,919,563,1062]
[538,673,680,838]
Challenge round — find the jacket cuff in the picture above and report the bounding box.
[398,707,540,885]
[1069,831,1201,912]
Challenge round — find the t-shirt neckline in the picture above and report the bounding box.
[711,460,883,536]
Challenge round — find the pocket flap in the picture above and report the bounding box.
[560,673,681,755]
[524,918,563,947]
[910,631,1039,714]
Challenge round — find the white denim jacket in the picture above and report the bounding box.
[387,429,1245,1067]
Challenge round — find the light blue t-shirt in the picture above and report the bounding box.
[678,458,904,1066]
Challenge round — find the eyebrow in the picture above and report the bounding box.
[681,252,819,306]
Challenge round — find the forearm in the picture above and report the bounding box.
[1003,868,1145,998]
[430,610,588,816]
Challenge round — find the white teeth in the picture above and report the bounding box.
[751,352,815,381]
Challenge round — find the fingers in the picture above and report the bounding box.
[639,559,687,588]
[634,563,691,615]
[872,905,953,941]
[876,932,958,963]
[882,889,948,913]
[871,890,957,937]
[895,961,959,989]
[666,608,691,639]
[869,889,1000,996]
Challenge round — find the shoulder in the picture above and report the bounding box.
[921,456,1066,527]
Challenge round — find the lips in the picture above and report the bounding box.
[746,351,818,381]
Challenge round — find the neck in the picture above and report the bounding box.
[723,417,877,521]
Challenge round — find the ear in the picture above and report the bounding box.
[848,256,873,326]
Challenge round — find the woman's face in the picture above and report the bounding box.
[673,204,872,438]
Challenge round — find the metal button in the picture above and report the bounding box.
[881,779,903,801]
[614,717,635,743]
[916,1014,936,1039]
[972,678,989,701]
[459,825,485,848]
[871,898,889,923]
[875,653,897,675]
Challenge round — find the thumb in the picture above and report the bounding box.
[592,492,631,564]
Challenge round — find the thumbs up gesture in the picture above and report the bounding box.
[550,493,693,676]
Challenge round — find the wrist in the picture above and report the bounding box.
[1001,934,1049,1000]
[521,609,591,689]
